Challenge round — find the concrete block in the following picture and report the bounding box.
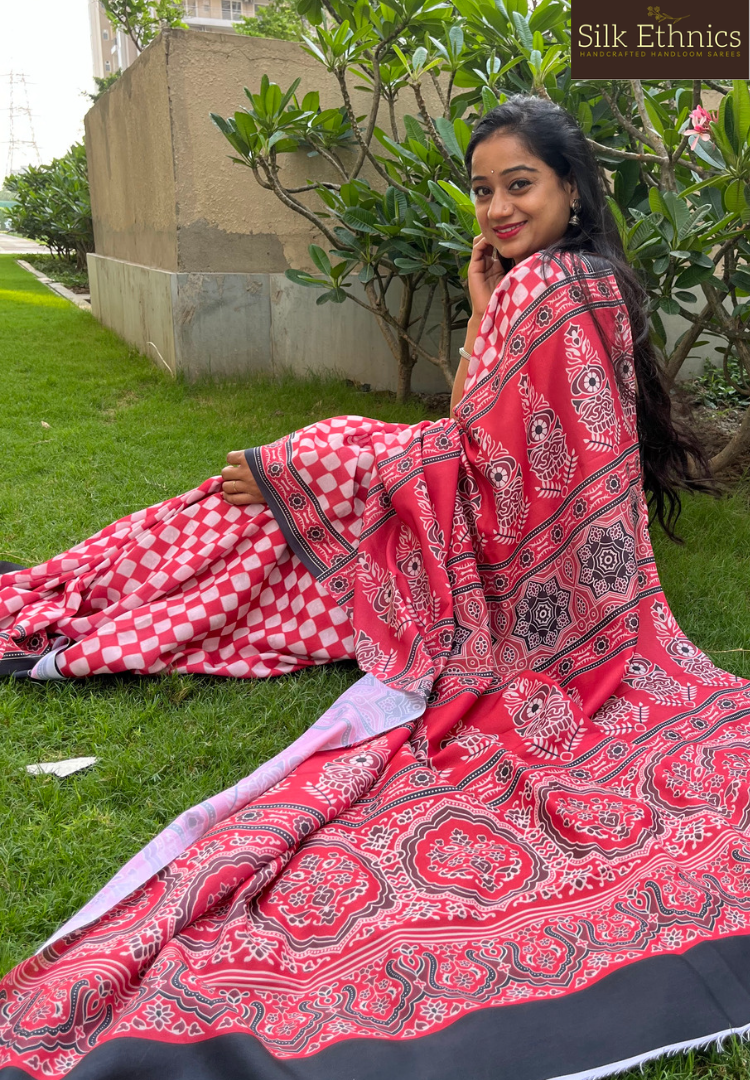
[89,253,453,392]
[89,254,177,374]
[173,272,271,379]
[267,275,451,395]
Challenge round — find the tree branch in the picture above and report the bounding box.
[387,93,399,141]
[342,12,413,182]
[712,226,750,266]
[350,55,382,179]
[629,80,667,153]
[250,163,273,190]
[663,299,712,385]
[284,181,342,194]
[412,280,437,346]
[314,145,349,181]
[364,278,400,357]
[587,138,667,164]
[600,88,661,152]
[444,71,455,119]
[334,69,412,194]
[709,396,750,472]
[630,79,675,189]
[411,80,466,187]
[260,158,343,249]
[437,276,455,386]
[347,289,445,367]
[429,69,446,113]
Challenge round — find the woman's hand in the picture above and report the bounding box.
[467,234,506,320]
[221,450,265,505]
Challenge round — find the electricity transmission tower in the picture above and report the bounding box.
[1,71,41,180]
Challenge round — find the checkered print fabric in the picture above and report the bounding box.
[0,479,354,678]
[465,253,562,390]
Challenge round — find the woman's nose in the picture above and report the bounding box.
[488,194,513,220]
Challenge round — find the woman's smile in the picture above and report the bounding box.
[494,221,527,238]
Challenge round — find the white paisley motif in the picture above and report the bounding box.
[473,429,530,544]
[518,374,578,498]
[564,322,620,451]
[503,676,585,761]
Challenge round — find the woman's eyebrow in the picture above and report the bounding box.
[471,166,540,180]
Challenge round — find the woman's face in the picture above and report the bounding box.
[470,131,578,264]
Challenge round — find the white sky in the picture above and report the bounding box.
[0,0,93,182]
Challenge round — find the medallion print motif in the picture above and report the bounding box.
[577,520,637,598]
[512,577,572,651]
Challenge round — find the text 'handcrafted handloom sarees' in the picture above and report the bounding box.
[2,249,750,1080]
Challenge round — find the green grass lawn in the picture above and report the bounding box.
[1,254,750,1077]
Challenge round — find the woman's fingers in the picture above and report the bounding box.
[221,462,250,483]
[221,450,265,503]
[471,234,494,262]
[221,480,264,502]
[220,465,264,503]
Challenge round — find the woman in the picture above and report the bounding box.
[2,95,750,1080]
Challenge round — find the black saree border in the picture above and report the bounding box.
[244,446,324,579]
[8,933,750,1080]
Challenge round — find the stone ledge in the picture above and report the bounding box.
[17,259,92,310]
[87,253,451,393]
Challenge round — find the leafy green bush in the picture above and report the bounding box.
[86,71,122,103]
[99,0,186,51]
[20,254,89,292]
[693,357,748,410]
[5,143,93,270]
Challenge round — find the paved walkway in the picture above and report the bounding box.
[0,234,46,254]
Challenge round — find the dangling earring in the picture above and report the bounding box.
[569,197,582,227]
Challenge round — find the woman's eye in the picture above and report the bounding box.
[471,187,491,199]
[509,179,531,192]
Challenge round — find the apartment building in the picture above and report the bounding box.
[89,0,269,80]
[89,0,139,79]
[182,0,268,31]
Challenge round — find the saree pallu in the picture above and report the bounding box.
[2,249,750,1080]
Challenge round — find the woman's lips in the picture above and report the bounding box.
[494,222,527,238]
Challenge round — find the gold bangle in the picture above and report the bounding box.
[459,347,472,362]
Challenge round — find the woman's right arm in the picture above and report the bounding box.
[451,236,507,415]
[450,315,482,414]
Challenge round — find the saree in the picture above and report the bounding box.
[2,248,750,1080]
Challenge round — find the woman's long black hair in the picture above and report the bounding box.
[464,93,716,542]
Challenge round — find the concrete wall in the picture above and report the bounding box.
[84,29,453,393]
[167,30,332,273]
[88,255,177,370]
[85,29,439,276]
[86,38,178,271]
